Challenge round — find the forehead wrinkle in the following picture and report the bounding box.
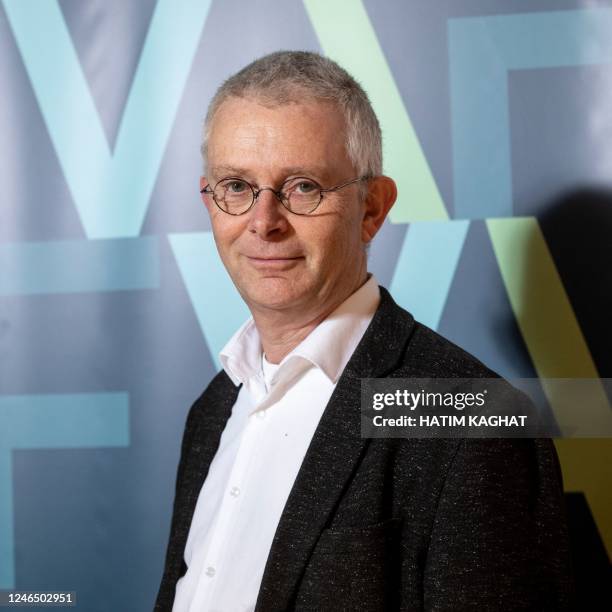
[207,98,351,182]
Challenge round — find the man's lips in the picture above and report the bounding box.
[247,256,302,261]
[245,255,304,268]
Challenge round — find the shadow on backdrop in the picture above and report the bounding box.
[535,187,612,609]
[540,187,612,379]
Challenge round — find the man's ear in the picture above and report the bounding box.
[361,176,397,243]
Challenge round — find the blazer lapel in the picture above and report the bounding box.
[255,288,415,611]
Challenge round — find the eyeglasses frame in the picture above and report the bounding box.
[200,175,370,216]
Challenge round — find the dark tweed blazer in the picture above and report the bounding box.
[155,287,573,611]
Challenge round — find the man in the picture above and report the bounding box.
[156,51,572,611]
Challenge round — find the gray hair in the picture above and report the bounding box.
[201,50,382,178]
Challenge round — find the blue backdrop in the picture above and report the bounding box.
[1,1,611,610]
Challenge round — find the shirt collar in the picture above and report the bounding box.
[219,316,263,387]
[219,275,380,387]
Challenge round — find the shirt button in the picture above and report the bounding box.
[205,566,215,577]
[256,410,267,420]
[230,486,240,497]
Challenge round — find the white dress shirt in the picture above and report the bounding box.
[172,275,380,612]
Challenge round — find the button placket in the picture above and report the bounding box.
[192,413,265,608]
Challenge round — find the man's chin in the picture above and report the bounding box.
[240,281,310,313]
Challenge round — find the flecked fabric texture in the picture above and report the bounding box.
[154,287,574,611]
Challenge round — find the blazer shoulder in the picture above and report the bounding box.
[377,286,498,379]
[404,320,498,378]
[184,369,238,429]
[198,368,236,403]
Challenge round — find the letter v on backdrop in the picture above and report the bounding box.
[2,0,213,239]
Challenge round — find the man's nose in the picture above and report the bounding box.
[247,188,289,238]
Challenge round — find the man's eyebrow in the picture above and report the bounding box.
[279,166,331,180]
[209,165,332,181]
[209,165,249,177]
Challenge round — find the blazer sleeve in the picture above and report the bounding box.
[154,401,199,611]
[418,438,574,611]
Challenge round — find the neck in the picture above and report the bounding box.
[252,271,369,364]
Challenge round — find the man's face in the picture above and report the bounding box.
[202,96,369,317]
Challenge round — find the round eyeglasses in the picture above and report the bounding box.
[200,175,369,216]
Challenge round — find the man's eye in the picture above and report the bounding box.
[298,181,316,192]
[293,180,317,194]
[227,180,247,193]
